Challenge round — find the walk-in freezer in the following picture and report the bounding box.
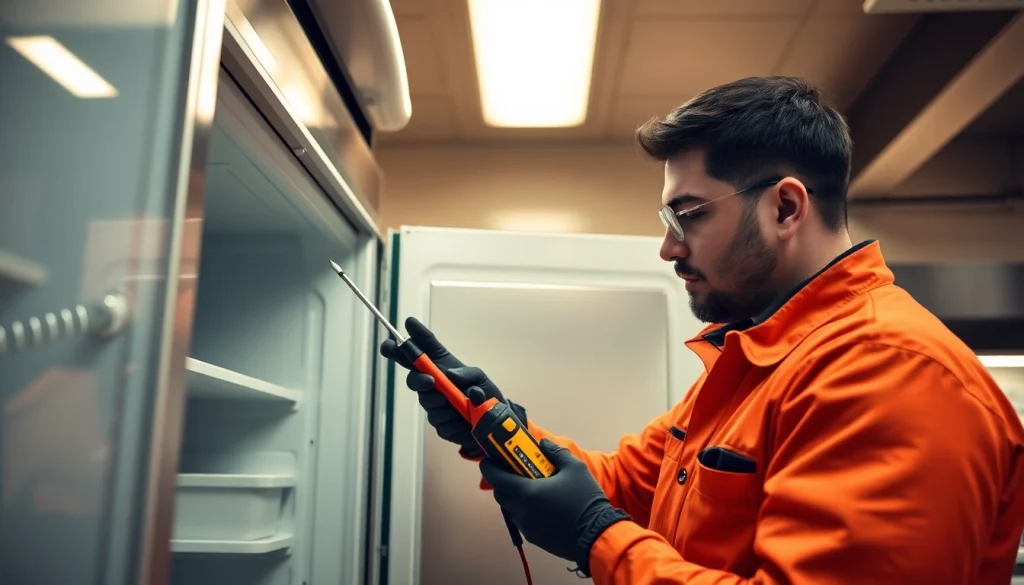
[0,0,393,584]
[1,2,712,585]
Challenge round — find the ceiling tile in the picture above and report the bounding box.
[634,0,813,17]
[776,13,917,108]
[396,18,448,96]
[619,20,802,97]
[376,96,459,144]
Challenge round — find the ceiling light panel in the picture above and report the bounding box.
[467,0,601,128]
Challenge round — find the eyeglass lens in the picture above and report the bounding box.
[659,206,684,241]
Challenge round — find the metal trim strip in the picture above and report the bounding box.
[136,0,226,583]
[219,6,383,241]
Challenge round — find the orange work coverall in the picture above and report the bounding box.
[525,240,1024,584]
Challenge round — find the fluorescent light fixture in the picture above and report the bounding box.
[467,0,601,128]
[979,355,1024,369]
[6,35,118,98]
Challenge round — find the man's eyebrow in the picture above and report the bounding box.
[665,193,704,209]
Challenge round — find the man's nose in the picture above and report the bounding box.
[660,232,687,262]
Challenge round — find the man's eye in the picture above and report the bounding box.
[679,211,703,221]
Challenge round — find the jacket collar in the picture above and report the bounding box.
[685,240,894,369]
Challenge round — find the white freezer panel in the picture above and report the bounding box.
[385,226,705,585]
[422,283,671,585]
[427,282,671,450]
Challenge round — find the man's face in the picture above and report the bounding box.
[659,149,780,324]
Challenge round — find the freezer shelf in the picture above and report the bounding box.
[0,249,47,285]
[172,473,294,551]
[186,357,301,403]
[178,473,295,489]
[170,534,293,554]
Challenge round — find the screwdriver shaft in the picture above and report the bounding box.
[330,259,405,342]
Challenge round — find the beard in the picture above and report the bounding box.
[683,204,779,324]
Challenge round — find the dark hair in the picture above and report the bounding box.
[636,76,852,231]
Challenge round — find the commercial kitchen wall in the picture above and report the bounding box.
[376,139,1024,263]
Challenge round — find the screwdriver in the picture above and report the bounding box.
[330,259,554,585]
[328,260,555,479]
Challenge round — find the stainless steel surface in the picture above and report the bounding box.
[332,259,404,342]
[205,75,361,243]
[302,0,412,132]
[890,262,1024,351]
[219,0,384,238]
[135,0,225,583]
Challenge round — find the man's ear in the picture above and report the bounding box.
[773,177,810,240]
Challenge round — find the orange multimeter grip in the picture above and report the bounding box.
[411,353,471,421]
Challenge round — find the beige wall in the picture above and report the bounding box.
[377,143,1024,263]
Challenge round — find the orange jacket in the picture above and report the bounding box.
[527,240,1024,585]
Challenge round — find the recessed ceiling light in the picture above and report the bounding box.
[467,0,601,128]
[6,35,118,99]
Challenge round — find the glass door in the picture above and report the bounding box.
[0,1,224,584]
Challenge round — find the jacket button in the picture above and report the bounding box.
[677,469,687,485]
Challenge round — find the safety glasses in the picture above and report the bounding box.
[659,178,787,242]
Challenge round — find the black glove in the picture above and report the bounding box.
[379,317,527,459]
[479,438,631,576]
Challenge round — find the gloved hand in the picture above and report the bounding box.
[479,438,631,577]
[379,317,527,459]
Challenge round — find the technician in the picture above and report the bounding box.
[381,76,1024,584]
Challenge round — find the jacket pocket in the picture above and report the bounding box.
[692,446,760,501]
[675,447,762,574]
[698,446,756,474]
[663,426,686,461]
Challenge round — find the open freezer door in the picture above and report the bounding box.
[376,226,706,585]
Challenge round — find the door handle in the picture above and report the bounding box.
[0,290,130,358]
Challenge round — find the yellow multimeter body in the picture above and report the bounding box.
[471,399,555,479]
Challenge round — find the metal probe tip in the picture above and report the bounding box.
[329,258,406,342]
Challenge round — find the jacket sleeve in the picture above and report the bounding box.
[525,395,691,528]
[585,342,1022,585]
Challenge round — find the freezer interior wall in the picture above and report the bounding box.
[168,73,376,585]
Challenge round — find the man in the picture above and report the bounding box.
[380,76,1024,584]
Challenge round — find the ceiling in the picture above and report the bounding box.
[378,0,923,145]
[372,1,1024,203]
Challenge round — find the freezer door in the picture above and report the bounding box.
[377,226,705,585]
[0,1,224,585]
